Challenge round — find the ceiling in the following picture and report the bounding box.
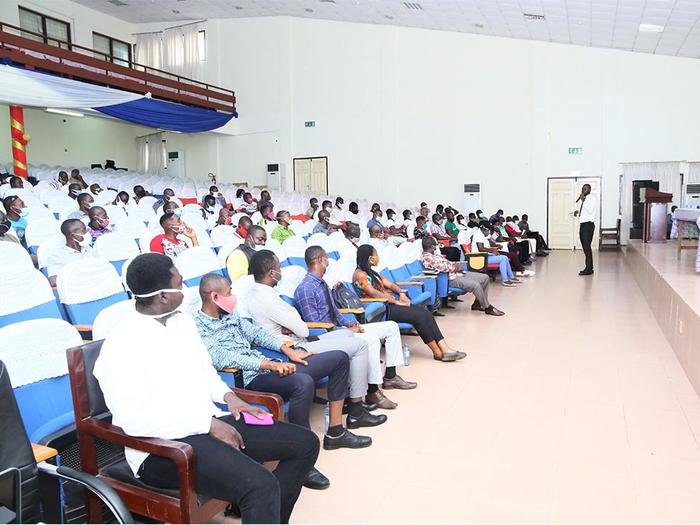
[74,0,700,59]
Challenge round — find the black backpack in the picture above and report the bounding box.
[331,283,362,309]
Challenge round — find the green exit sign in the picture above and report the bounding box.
[568,147,583,155]
[304,121,315,127]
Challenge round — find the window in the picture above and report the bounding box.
[93,32,132,67]
[197,30,206,62]
[18,6,71,49]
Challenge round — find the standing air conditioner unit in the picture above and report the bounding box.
[685,183,700,209]
[167,151,185,179]
[267,163,286,191]
[463,183,481,214]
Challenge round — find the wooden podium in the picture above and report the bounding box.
[640,188,673,243]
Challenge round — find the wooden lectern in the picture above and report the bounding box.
[640,188,673,242]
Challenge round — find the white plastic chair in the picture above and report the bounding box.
[37,235,65,274]
[136,196,157,209]
[174,246,223,286]
[210,225,236,248]
[277,265,308,299]
[93,232,141,274]
[92,299,135,340]
[24,218,60,250]
[114,215,149,240]
[25,205,57,224]
[216,240,244,268]
[0,268,61,327]
[0,241,34,272]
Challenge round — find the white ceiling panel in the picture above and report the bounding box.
[70,0,700,59]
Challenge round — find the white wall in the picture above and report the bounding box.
[0,106,150,170]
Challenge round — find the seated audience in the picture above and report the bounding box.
[233,215,253,242]
[518,213,550,252]
[368,223,390,249]
[150,212,198,259]
[87,206,112,241]
[163,200,181,215]
[296,246,417,408]
[195,274,369,490]
[271,210,295,244]
[476,209,487,221]
[346,201,360,222]
[344,222,361,247]
[49,170,69,190]
[489,209,504,222]
[384,209,407,237]
[367,208,383,230]
[233,188,245,210]
[133,185,150,203]
[488,222,533,275]
[435,204,445,218]
[470,225,519,286]
[153,188,175,211]
[95,253,319,524]
[331,197,345,222]
[240,192,258,214]
[68,193,93,222]
[312,210,336,235]
[69,168,87,189]
[202,194,220,227]
[444,210,460,237]
[413,215,430,239]
[507,215,547,257]
[428,213,460,261]
[113,191,130,209]
[210,185,227,208]
[89,183,103,196]
[258,204,274,227]
[226,225,266,281]
[306,197,319,219]
[402,209,414,228]
[8,176,24,190]
[68,183,82,199]
[216,207,232,226]
[353,245,465,362]
[247,250,381,425]
[467,213,480,228]
[3,195,28,242]
[47,219,93,286]
[258,190,273,211]
[0,210,20,244]
[421,237,504,316]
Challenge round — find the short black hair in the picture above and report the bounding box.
[77,193,92,205]
[10,176,22,186]
[260,204,271,214]
[321,200,331,208]
[236,188,245,198]
[3,195,18,212]
[199,272,228,300]
[60,218,83,237]
[309,197,318,204]
[203,195,216,206]
[127,253,175,303]
[422,236,437,251]
[164,188,174,195]
[402,209,411,219]
[305,245,326,265]
[88,206,105,219]
[432,213,441,221]
[209,185,218,193]
[415,215,426,224]
[317,209,330,222]
[159,212,176,228]
[238,216,253,229]
[250,249,277,281]
[247,225,265,237]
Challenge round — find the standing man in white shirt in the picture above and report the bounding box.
[575,183,596,276]
[93,253,320,524]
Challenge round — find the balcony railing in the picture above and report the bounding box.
[0,21,236,114]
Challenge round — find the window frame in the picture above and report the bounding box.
[18,6,72,48]
[92,31,133,67]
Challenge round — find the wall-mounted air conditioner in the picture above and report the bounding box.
[463,183,481,214]
[685,183,700,209]
[167,151,185,179]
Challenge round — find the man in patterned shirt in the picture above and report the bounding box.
[420,237,504,317]
[193,273,373,491]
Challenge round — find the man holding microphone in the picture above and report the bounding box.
[574,183,596,276]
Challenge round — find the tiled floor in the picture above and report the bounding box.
[217,249,700,523]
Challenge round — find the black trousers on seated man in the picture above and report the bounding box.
[579,222,595,272]
[246,350,349,429]
[139,415,319,524]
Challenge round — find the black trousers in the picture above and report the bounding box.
[507,240,530,264]
[579,222,595,271]
[247,351,349,429]
[500,250,524,272]
[440,246,461,261]
[386,303,444,344]
[138,415,319,524]
[527,230,548,250]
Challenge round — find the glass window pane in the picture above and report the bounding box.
[113,40,131,66]
[197,30,206,61]
[45,18,70,48]
[93,34,110,61]
[18,9,43,43]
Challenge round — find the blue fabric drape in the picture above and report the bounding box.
[97,97,236,132]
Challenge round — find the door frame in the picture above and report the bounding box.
[546,175,602,249]
[293,156,329,194]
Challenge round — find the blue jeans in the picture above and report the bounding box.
[487,254,514,282]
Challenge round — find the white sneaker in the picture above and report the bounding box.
[523,269,535,276]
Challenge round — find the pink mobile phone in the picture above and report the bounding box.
[242,412,274,426]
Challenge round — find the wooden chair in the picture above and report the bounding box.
[66,341,284,524]
[599,218,621,250]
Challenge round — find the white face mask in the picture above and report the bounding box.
[132,288,184,318]
[254,244,266,251]
[74,233,91,248]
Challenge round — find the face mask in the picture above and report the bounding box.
[270,269,282,283]
[224,216,232,225]
[97,217,110,228]
[238,226,248,238]
[369,256,379,266]
[172,208,183,217]
[245,198,253,204]
[337,203,343,209]
[74,233,91,247]
[254,244,266,251]
[267,211,274,220]
[213,293,238,314]
[131,288,184,318]
[71,189,79,196]
[18,208,29,218]
[164,195,171,202]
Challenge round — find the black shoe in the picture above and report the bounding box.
[323,429,372,450]
[449,296,464,302]
[347,409,388,429]
[471,301,484,311]
[342,401,378,414]
[578,269,594,276]
[484,306,505,316]
[303,467,330,490]
[433,310,446,317]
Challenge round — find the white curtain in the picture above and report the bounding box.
[136,136,148,173]
[688,162,700,185]
[162,25,202,80]
[135,33,162,71]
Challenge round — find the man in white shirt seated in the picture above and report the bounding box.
[331,197,346,223]
[47,218,94,287]
[68,193,93,223]
[93,253,320,524]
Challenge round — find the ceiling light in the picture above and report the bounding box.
[385,15,394,20]
[474,23,484,28]
[234,5,244,10]
[172,9,180,13]
[403,2,423,10]
[523,13,545,21]
[305,8,314,12]
[45,108,84,117]
[639,23,664,33]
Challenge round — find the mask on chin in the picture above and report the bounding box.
[213,293,238,314]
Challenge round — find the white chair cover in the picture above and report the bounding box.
[137,196,157,209]
[37,235,66,270]
[306,232,335,253]
[92,299,135,340]
[103,205,128,225]
[210,225,235,248]
[94,189,117,206]
[48,196,77,214]
[277,265,307,298]
[180,213,208,232]
[0,268,55,315]
[174,246,222,281]
[230,213,247,227]
[398,240,421,264]
[283,236,307,259]
[216,240,243,267]
[289,220,308,236]
[0,242,34,271]
[25,205,56,223]
[94,232,140,262]
[56,259,124,305]
[139,228,162,253]
[25,218,61,248]
[0,319,82,387]
[231,275,255,319]
[114,215,148,239]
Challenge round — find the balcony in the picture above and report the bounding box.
[0,21,236,114]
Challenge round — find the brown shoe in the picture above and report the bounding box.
[366,390,398,409]
[383,375,417,390]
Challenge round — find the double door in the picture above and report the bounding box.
[547,177,601,250]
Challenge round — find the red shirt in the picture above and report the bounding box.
[150,234,187,259]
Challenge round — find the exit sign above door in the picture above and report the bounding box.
[304,121,315,127]
[568,147,583,155]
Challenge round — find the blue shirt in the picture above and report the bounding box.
[293,272,354,328]
[367,218,382,230]
[312,222,330,235]
[192,310,282,386]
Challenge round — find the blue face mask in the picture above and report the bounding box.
[173,208,183,217]
[18,208,29,219]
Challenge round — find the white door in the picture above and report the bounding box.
[294,157,328,194]
[547,177,601,250]
[548,179,576,249]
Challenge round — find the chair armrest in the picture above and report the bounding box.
[220,367,240,374]
[306,322,335,329]
[412,275,437,279]
[73,324,93,332]
[338,308,364,314]
[359,298,388,303]
[32,443,58,463]
[231,388,285,419]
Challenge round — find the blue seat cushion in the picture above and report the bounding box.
[64,291,130,325]
[14,375,75,443]
[0,300,63,328]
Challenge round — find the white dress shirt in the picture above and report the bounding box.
[579,195,597,224]
[247,282,310,344]
[469,228,490,253]
[46,244,94,278]
[94,311,230,475]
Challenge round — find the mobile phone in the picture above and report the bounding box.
[242,412,274,426]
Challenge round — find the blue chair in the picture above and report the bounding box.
[382,265,433,306]
[174,246,225,287]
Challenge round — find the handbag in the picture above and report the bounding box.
[331,283,362,309]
